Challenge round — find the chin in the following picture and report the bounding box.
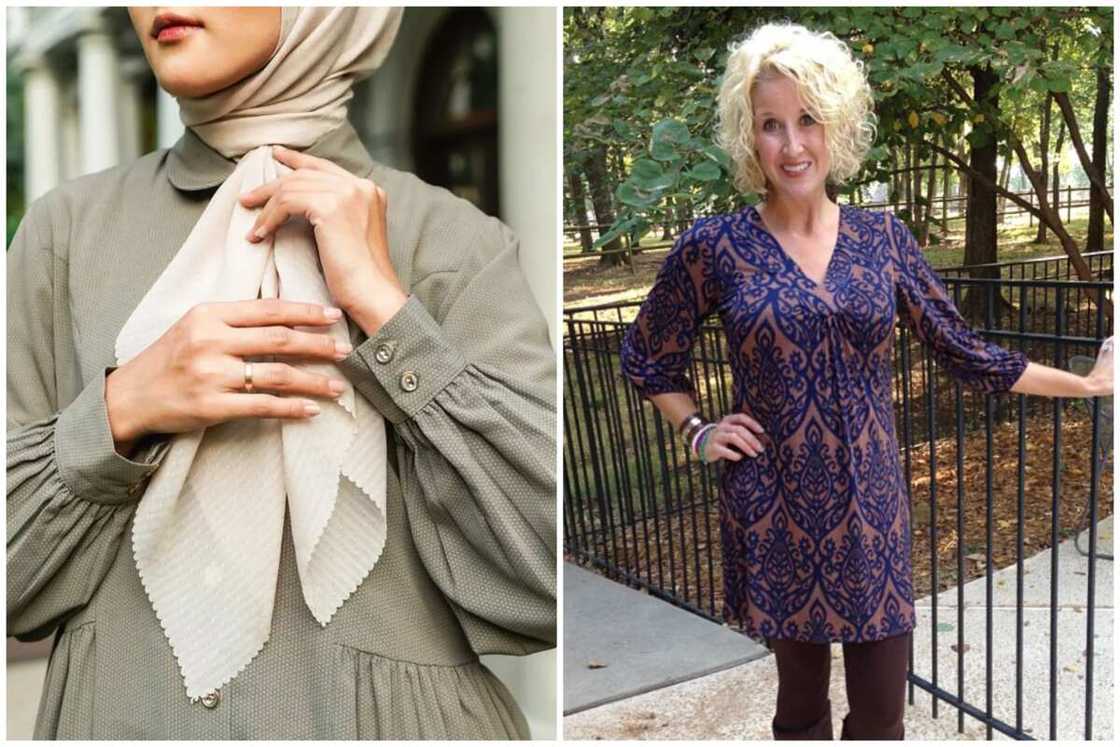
[773,180,827,201]
[155,65,231,99]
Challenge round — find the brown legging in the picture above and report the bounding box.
[769,632,911,740]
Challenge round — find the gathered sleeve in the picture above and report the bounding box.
[888,212,1028,393]
[7,200,168,641]
[620,217,721,398]
[337,217,556,655]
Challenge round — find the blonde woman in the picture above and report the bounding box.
[621,22,1112,740]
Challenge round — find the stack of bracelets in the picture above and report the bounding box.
[678,412,717,464]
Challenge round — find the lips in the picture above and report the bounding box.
[150,13,203,40]
[781,162,811,174]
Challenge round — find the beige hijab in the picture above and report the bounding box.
[115,7,403,701]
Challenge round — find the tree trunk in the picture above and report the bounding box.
[903,145,913,219]
[957,136,969,224]
[1035,93,1053,243]
[941,131,951,231]
[675,198,691,235]
[996,153,1011,217]
[612,147,628,196]
[1053,119,1065,224]
[583,148,627,266]
[923,148,937,243]
[962,65,1005,322]
[566,168,594,253]
[890,147,901,212]
[1086,64,1111,252]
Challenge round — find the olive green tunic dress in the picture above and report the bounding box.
[6,121,557,739]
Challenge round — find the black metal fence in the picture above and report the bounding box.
[563,252,1113,740]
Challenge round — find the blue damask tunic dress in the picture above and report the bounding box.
[620,204,1028,643]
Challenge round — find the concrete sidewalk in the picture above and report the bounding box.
[564,517,1112,740]
[563,564,768,713]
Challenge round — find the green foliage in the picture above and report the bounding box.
[565,6,1112,246]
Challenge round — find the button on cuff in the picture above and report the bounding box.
[374,342,395,364]
[340,295,468,423]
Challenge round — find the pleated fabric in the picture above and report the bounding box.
[108,6,403,700]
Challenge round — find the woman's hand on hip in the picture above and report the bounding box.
[703,413,767,463]
[239,146,407,336]
[105,300,350,451]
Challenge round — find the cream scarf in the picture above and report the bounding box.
[114,7,403,700]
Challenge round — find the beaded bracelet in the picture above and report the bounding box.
[698,426,718,464]
[692,423,717,462]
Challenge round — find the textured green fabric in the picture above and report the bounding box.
[6,122,556,739]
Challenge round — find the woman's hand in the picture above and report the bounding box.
[702,413,767,463]
[105,299,351,453]
[1084,336,1114,397]
[239,146,408,335]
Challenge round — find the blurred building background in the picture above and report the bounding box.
[5,5,557,739]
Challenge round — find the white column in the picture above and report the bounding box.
[117,67,142,163]
[496,7,557,349]
[77,22,120,174]
[157,86,185,149]
[482,10,558,741]
[22,57,62,202]
[60,90,82,182]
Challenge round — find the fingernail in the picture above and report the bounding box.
[304,401,320,416]
[334,342,353,359]
[254,227,267,239]
[328,379,346,395]
[324,307,343,320]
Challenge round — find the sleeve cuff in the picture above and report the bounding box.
[53,368,167,505]
[337,295,468,425]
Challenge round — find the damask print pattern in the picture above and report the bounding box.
[620,204,1028,643]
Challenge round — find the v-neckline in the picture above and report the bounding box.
[751,203,844,291]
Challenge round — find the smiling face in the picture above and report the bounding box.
[127,6,282,98]
[751,72,830,203]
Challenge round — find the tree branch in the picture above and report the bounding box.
[940,68,974,107]
[927,142,1037,216]
[926,140,1098,289]
[1053,90,1114,223]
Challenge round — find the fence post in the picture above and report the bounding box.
[1067,185,1073,222]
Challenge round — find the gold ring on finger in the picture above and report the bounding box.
[244,361,255,393]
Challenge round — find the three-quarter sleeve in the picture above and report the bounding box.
[7,200,167,640]
[620,217,721,397]
[336,217,555,655]
[889,212,1028,393]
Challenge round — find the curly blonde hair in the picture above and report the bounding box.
[717,22,877,197]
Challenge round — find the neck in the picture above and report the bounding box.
[760,189,837,235]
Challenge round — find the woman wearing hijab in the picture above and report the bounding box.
[620,22,1112,740]
[7,7,555,739]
